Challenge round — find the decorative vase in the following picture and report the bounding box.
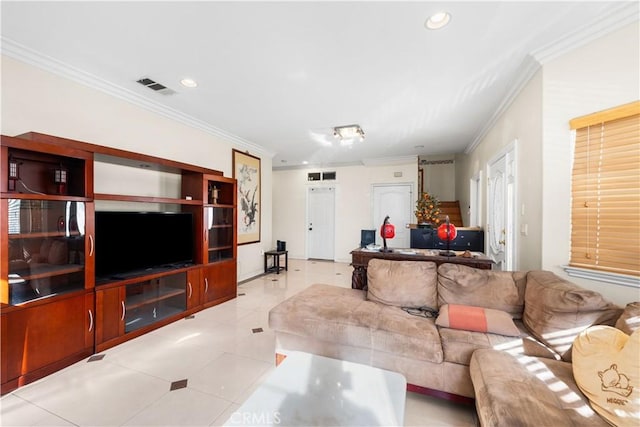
[418,223,432,229]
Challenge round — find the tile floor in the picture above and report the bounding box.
[0,259,477,427]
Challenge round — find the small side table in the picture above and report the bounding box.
[264,250,288,274]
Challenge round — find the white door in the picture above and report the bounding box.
[372,184,413,248]
[487,142,517,270]
[307,186,335,260]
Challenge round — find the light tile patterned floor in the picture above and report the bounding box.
[0,259,477,426]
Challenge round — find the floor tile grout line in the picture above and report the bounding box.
[2,392,80,427]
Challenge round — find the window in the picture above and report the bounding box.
[569,101,640,278]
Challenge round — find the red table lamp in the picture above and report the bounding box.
[380,215,395,253]
[437,215,457,257]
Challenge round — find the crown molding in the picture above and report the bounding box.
[465,2,639,154]
[273,155,417,171]
[465,54,540,154]
[0,37,274,158]
[532,2,640,64]
[273,161,363,171]
[362,155,417,167]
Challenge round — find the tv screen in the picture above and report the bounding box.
[95,211,194,280]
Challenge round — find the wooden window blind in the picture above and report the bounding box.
[569,101,640,276]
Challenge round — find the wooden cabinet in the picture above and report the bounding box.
[96,271,191,351]
[1,135,95,394]
[201,261,237,307]
[1,135,95,305]
[186,268,202,310]
[1,132,238,393]
[350,248,494,290]
[0,291,94,394]
[95,286,125,349]
[184,174,238,309]
[410,227,485,252]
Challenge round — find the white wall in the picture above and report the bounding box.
[456,69,544,272]
[1,55,272,281]
[456,22,639,305]
[273,162,418,263]
[541,22,640,305]
[419,155,456,200]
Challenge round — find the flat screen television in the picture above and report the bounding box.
[95,211,194,280]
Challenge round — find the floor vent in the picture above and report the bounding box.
[136,77,175,95]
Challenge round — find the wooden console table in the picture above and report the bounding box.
[351,248,494,290]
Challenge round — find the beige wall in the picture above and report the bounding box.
[540,22,639,304]
[456,22,639,305]
[419,154,456,201]
[273,162,418,263]
[1,55,272,281]
[455,69,544,271]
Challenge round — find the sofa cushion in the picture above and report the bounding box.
[437,263,526,318]
[436,304,521,337]
[573,326,639,427]
[439,320,529,365]
[367,259,438,309]
[615,302,640,335]
[268,284,381,349]
[470,349,610,426]
[523,270,622,362]
[371,304,443,363]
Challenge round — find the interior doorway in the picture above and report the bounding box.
[372,184,413,248]
[469,171,482,228]
[306,186,335,260]
[487,141,517,270]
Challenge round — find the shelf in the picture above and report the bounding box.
[9,231,83,239]
[9,264,84,281]
[209,245,233,251]
[126,287,185,310]
[94,193,202,206]
[1,193,91,202]
[125,306,184,333]
[205,203,234,209]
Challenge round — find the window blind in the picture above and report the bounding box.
[569,101,640,276]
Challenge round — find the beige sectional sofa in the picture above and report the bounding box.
[269,259,630,425]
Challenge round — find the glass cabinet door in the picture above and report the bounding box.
[205,206,234,262]
[124,273,187,333]
[7,199,86,305]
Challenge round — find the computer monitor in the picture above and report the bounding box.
[360,229,376,247]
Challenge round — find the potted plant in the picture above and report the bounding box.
[415,192,441,227]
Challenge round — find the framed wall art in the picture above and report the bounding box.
[233,149,261,245]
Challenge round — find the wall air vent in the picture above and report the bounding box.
[322,172,336,180]
[136,77,175,95]
[307,172,321,181]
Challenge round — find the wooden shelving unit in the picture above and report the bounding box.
[1,132,238,393]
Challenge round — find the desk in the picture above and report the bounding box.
[264,250,288,274]
[225,351,406,426]
[351,247,493,290]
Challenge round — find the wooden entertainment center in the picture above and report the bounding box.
[0,132,238,394]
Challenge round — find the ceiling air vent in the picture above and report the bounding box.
[322,172,336,180]
[136,77,175,95]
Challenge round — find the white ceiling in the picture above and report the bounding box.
[1,1,637,169]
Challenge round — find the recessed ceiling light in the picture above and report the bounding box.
[425,12,451,30]
[302,161,309,165]
[180,78,198,88]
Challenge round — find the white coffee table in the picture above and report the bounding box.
[225,351,406,426]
